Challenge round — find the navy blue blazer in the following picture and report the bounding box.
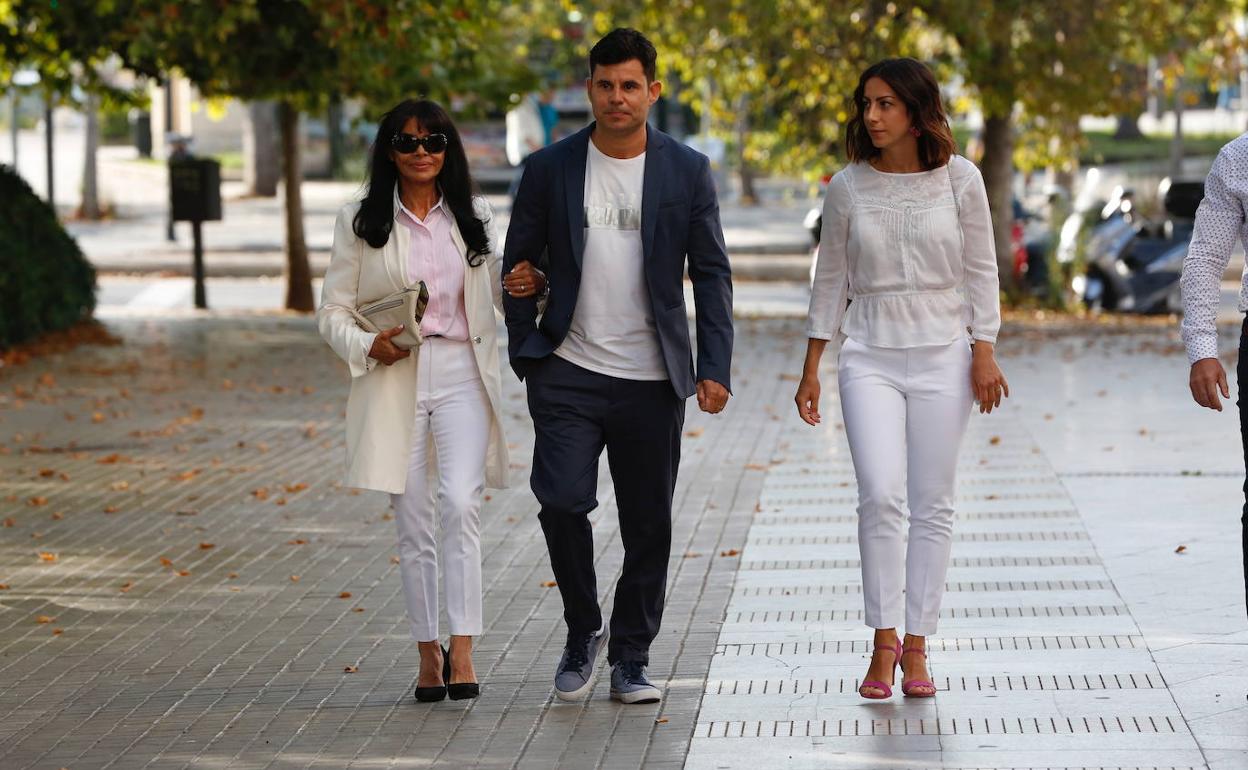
[502,124,733,399]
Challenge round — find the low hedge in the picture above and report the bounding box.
[0,164,96,349]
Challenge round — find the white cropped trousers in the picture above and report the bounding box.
[389,336,491,641]
[837,336,974,636]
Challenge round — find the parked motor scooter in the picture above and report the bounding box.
[1072,178,1203,313]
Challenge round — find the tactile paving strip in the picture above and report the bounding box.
[754,510,1082,524]
[735,580,1113,596]
[747,531,1091,545]
[726,605,1126,623]
[714,636,1144,656]
[695,715,1180,738]
[706,672,1166,695]
[739,555,1102,570]
[758,491,1072,505]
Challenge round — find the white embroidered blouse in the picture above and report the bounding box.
[806,156,1001,348]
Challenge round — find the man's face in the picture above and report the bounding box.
[586,59,661,136]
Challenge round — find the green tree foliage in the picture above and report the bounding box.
[614,1,928,194]
[30,0,555,311]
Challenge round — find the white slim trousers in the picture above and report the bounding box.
[837,336,974,636]
[390,336,491,641]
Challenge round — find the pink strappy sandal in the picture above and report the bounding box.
[858,641,901,699]
[900,646,936,697]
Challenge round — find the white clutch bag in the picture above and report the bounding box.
[349,282,428,350]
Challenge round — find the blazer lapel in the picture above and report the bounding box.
[565,127,591,273]
[640,128,665,265]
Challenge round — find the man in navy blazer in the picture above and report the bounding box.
[502,28,733,704]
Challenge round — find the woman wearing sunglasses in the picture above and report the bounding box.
[318,99,546,702]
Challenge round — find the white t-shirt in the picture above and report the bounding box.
[554,140,667,380]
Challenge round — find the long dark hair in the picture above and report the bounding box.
[845,58,957,171]
[354,99,489,263]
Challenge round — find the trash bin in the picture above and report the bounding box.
[169,158,222,223]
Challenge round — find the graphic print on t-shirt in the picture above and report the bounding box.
[553,141,668,381]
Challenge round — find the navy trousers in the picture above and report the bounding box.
[525,355,685,665]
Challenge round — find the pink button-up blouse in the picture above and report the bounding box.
[396,198,470,341]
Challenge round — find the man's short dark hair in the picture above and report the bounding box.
[588,28,657,83]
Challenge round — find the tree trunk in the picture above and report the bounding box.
[1169,82,1185,181]
[81,91,101,220]
[279,101,314,312]
[979,113,1016,293]
[44,96,54,208]
[734,94,756,205]
[244,100,279,197]
[1112,113,1143,140]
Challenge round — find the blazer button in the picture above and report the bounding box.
[473,335,483,344]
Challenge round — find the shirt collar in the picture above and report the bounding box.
[392,184,446,225]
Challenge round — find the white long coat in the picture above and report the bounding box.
[316,192,508,494]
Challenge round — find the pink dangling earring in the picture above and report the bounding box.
[910,126,922,137]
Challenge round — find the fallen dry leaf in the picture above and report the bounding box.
[343,665,358,673]
[283,482,308,494]
[3,517,14,527]
[251,488,270,500]
[173,469,201,482]
[159,557,174,567]
[989,436,1001,445]
[0,584,10,590]
[38,468,55,477]
[227,572,238,579]
[390,556,400,565]
[28,496,48,507]
[352,607,365,613]
[120,581,133,592]
[685,428,704,438]
[655,717,669,724]
[35,615,55,624]
[52,628,63,636]
[541,580,558,587]
[288,539,307,546]
[1175,545,1188,554]
[38,552,57,562]
[110,480,129,491]
[719,549,740,557]
[339,592,352,599]
[290,575,300,582]
[50,512,63,520]
[744,463,768,471]
[91,412,106,423]
[199,543,215,550]
[177,570,190,577]
[683,552,702,558]
[103,505,119,514]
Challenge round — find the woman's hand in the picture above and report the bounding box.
[795,374,822,426]
[971,342,1009,414]
[368,325,412,366]
[504,261,546,298]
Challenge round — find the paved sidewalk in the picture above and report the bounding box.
[1,314,1246,768]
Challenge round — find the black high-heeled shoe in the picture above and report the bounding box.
[444,644,480,700]
[413,646,447,703]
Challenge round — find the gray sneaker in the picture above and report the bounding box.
[553,626,607,701]
[609,660,662,704]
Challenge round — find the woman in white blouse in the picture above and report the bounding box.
[794,59,1008,699]
[318,100,545,702]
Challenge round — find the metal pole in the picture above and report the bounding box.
[191,220,206,309]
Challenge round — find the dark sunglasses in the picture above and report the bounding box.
[391,132,448,155]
